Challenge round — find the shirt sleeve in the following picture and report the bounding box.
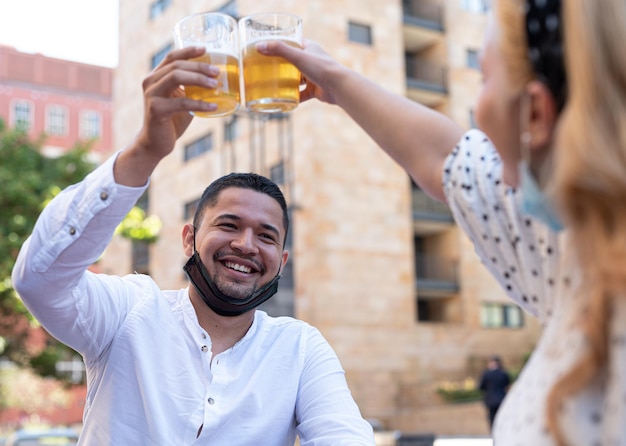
[295,325,375,446]
[441,129,561,323]
[11,152,150,358]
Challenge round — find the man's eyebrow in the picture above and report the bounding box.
[215,214,281,238]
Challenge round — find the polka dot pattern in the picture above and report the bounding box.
[442,130,626,445]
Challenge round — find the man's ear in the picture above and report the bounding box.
[526,80,558,154]
[280,250,289,274]
[182,223,195,257]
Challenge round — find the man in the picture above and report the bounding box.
[11,47,374,445]
[479,356,511,430]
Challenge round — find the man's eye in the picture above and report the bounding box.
[260,233,277,242]
[219,223,237,229]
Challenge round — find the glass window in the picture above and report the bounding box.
[270,161,285,185]
[151,43,173,69]
[466,49,480,70]
[480,302,524,328]
[46,105,68,135]
[184,133,213,161]
[461,0,490,13]
[184,197,201,221]
[12,100,32,131]
[150,0,171,19]
[80,110,101,139]
[348,22,373,45]
[217,0,238,19]
[224,116,238,142]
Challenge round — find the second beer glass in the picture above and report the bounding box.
[239,13,303,113]
[173,13,240,118]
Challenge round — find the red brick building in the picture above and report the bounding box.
[0,45,113,159]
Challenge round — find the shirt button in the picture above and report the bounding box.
[208,398,215,405]
[100,191,108,201]
[69,227,76,235]
[201,333,207,339]
[201,345,208,353]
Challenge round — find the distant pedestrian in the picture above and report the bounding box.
[479,356,510,429]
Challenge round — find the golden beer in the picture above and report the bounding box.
[184,52,240,118]
[242,39,301,113]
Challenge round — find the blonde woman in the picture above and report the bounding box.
[260,0,626,444]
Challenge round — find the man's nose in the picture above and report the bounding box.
[231,228,258,254]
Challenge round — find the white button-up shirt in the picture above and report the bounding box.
[12,154,374,446]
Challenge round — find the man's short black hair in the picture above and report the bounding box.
[193,172,289,244]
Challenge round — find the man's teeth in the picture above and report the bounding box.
[225,262,252,273]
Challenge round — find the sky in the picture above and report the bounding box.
[0,0,119,67]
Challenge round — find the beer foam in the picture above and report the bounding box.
[181,41,238,59]
[244,36,301,46]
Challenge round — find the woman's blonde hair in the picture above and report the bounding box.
[496,0,626,444]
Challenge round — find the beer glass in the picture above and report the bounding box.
[173,12,240,118]
[239,13,303,113]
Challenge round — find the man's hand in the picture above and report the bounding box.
[115,47,220,186]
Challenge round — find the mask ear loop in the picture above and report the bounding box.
[192,226,197,253]
[519,92,532,165]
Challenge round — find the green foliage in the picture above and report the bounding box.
[115,206,162,243]
[0,119,161,382]
[436,377,482,403]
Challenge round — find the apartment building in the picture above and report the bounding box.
[106,0,541,436]
[0,45,113,160]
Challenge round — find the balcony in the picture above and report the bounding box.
[412,185,454,234]
[403,0,444,52]
[405,55,448,107]
[415,254,459,296]
[403,0,444,31]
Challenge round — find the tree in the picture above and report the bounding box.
[0,119,160,382]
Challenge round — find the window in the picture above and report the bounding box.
[151,43,173,69]
[217,0,238,18]
[348,22,372,45]
[417,296,461,323]
[480,302,524,328]
[150,0,171,19]
[466,49,480,70]
[461,0,490,13]
[46,105,68,136]
[12,100,32,131]
[270,161,285,185]
[184,133,213,161]
[184,198,201,221]
[469,108,477,129]
[224,116,238,142]
[80,110,101,139]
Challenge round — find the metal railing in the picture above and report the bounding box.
[414,254,458,283]
[411,186,453,221]
[402,0,444,31]
[405,55,448,93]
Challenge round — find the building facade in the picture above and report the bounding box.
[106,0,541,436]
[0,45,113,160]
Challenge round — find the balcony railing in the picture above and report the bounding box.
[405,55,448,94]
[412,186,453,222]
[402,0,444,31]
[415,254,459,294]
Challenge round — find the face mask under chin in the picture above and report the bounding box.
[518,160,564,232]
[183,251,281,317]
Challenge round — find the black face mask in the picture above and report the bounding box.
[183,251,282,317]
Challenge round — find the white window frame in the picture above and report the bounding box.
[80,110,102,139]
[11,99,33,131]
[45,104,68,136]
